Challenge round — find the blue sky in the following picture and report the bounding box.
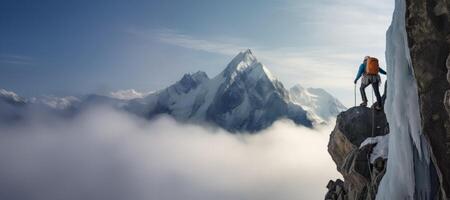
[0,0,394,106]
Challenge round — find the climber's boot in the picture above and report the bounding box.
[374,104,383,111]
[360,101,367,107]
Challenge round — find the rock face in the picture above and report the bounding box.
[327,107,389,200]
[405,0,450,196]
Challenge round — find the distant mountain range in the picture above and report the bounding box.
[0,49,345,132]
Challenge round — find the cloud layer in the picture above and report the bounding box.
[0,107,340,200]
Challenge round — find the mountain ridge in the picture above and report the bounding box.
[0,49,345,132]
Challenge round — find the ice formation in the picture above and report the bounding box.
[376,0,433,199]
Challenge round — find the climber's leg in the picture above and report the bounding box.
[372,81,383,110]
[360,81,369,107]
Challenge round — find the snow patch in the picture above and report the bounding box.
[360,135,389,163]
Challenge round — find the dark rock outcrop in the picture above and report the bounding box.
[325,179,346,200]
[326,107,389,200]
[405,0,450,197]
[327,0,450,198]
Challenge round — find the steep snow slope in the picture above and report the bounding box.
[290,84,346,123]
[376,0,434,199]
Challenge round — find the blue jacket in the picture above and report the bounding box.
[354,63,386,82]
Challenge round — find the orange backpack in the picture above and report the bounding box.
[365,57,379,75]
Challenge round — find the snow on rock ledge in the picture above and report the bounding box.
[326,106,389,199]
[360,135,389,164]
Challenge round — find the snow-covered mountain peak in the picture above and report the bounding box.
[0,88,26,105]
[290,85,346,123]
[221,49,277,84]
[190,71,209,82]
[0,49,346,132]
[109,89,146,100]
[239,48,256,63]
[222,49,258,77]
[172,71,210,94]
[180,71,209,84]
[246,62,278,82]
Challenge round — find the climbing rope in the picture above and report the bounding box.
[354,84,356,107]
[370,88,376,185]
[367,151,374,188]
[367,81,385,193]
[367,100,376,193]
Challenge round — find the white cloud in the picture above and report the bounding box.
[0,107,341,200]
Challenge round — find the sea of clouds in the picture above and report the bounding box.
[0,106,340,200]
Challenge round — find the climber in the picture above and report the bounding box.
[354,56,386,110]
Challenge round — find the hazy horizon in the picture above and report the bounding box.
[1,0,394,107]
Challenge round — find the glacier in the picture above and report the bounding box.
[376,0,434,198]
